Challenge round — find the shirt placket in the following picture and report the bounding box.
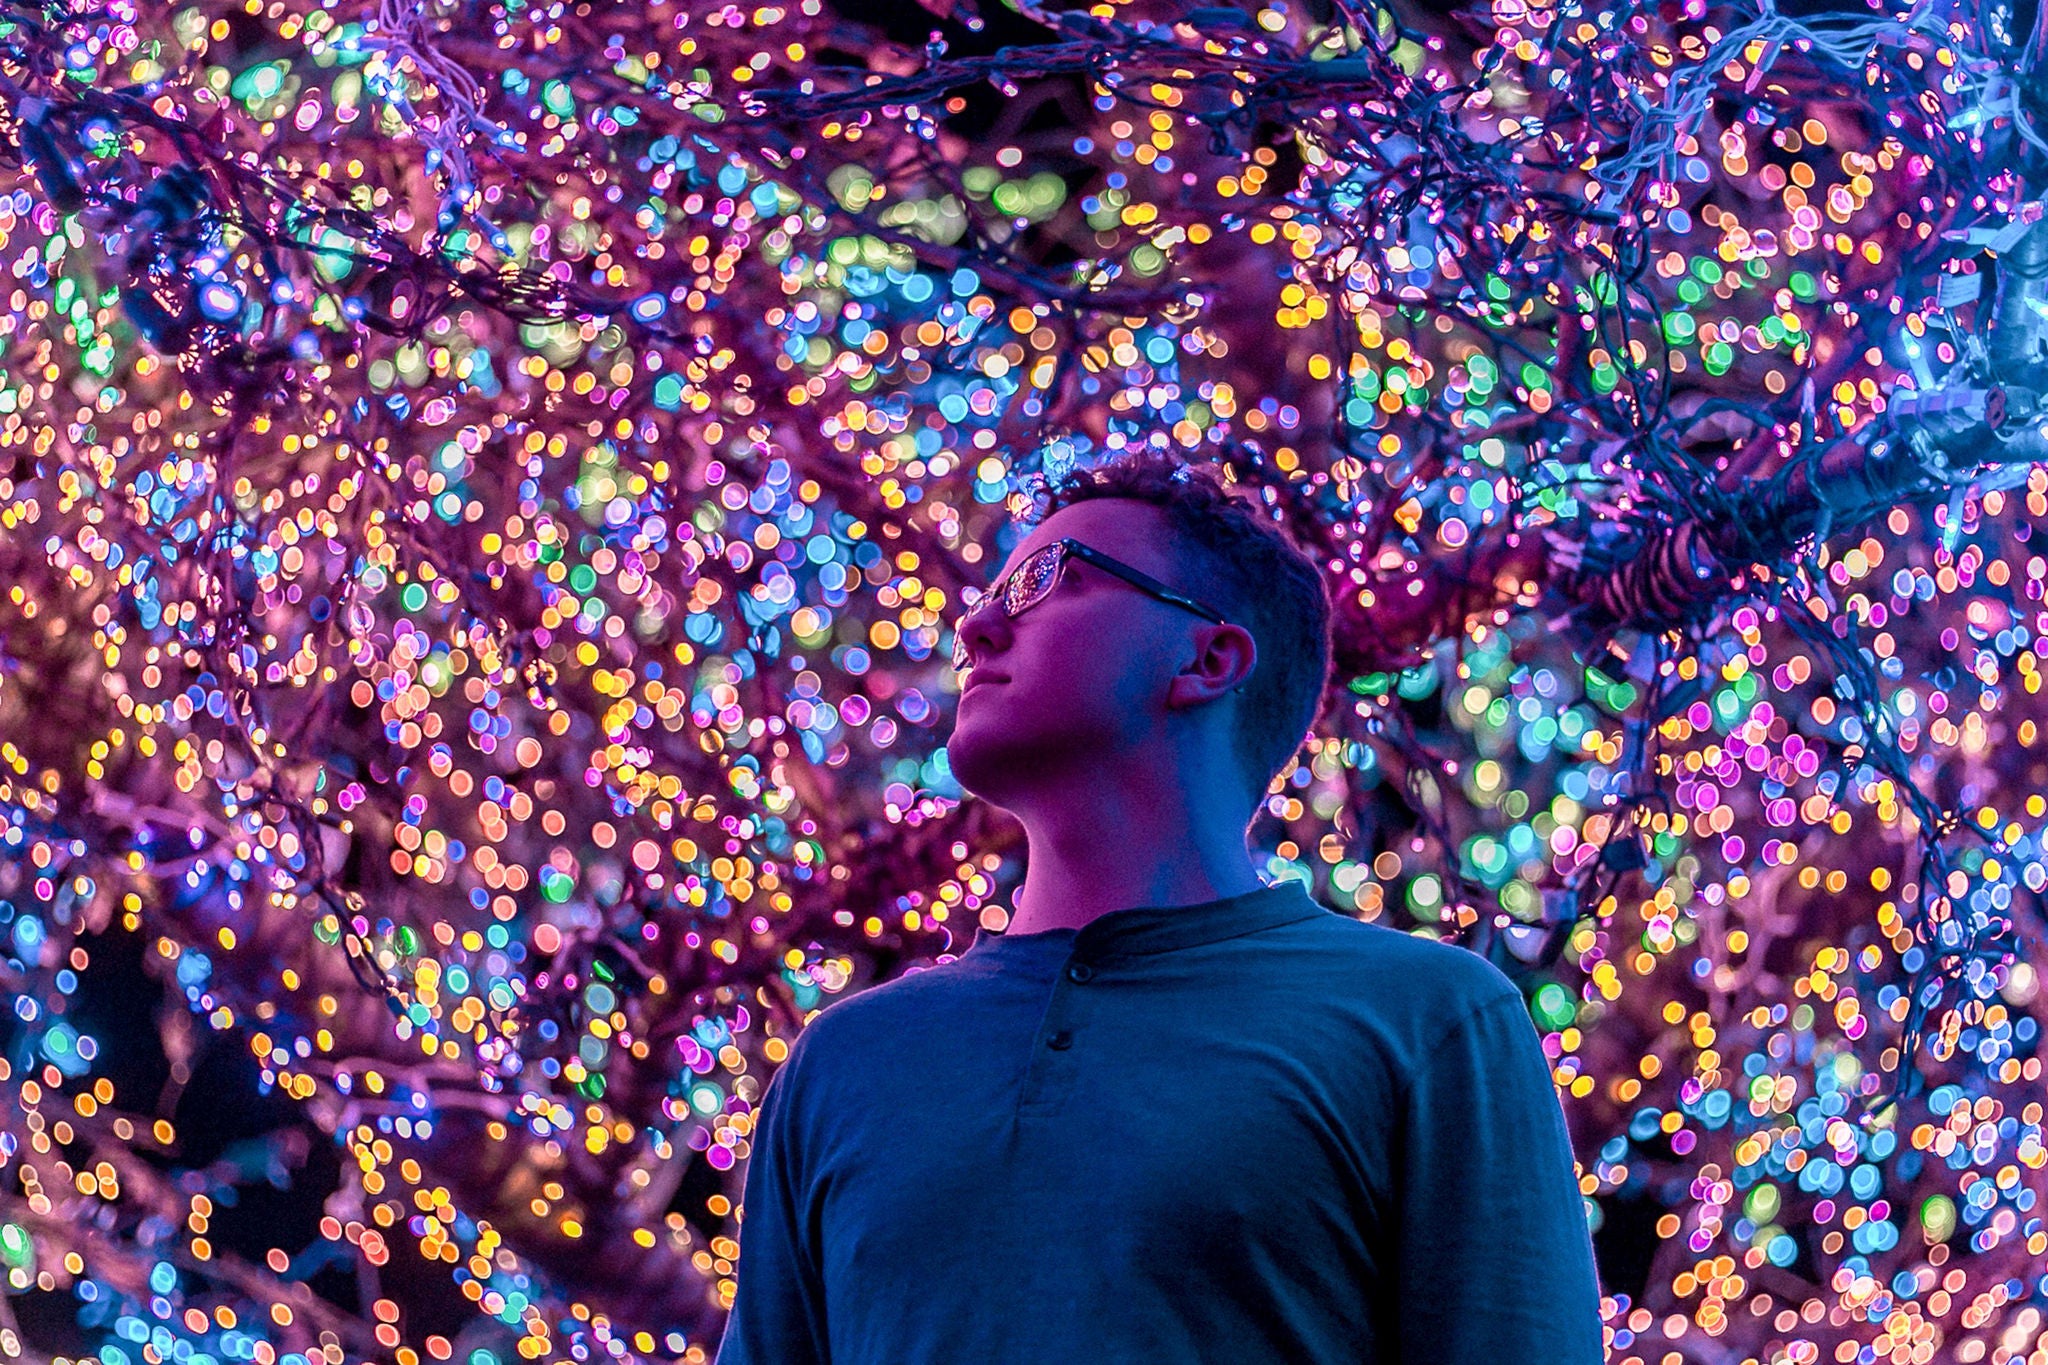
[1015,951,1099,1118]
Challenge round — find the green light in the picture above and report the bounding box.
[1395,666,1438,700]
[1532,982,1576,1030]
[230,60,288,103]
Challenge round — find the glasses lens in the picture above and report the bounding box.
[954,546,1061,672]
[1011,544,1061,612]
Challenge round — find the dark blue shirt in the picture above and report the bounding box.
[715,881,1606,1363]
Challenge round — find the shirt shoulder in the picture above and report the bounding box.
[812,947,993,1022]
[1276,905,1521,1008]
[1247,903,1528,1068]
[770,951,996,1084]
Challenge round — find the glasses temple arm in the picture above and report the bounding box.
[1068,543,1230,624]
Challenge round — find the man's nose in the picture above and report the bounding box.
[953,595,1010,669]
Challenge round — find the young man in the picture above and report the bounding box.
[715,451,1606,1363]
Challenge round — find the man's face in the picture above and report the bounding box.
[945,498,1221,816]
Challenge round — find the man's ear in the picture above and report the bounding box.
[1166,622,1256,708]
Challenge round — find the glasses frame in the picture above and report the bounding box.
[951,537,1234,673]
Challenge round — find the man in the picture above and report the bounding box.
[715,449,1607,1363]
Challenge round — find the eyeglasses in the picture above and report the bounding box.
[950,537,1234,673]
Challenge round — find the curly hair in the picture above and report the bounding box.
[1016,448,1334,811]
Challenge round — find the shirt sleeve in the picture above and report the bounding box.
[1392,991,1606,1364]
[713,1029,829,1365]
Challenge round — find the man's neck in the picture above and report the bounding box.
[1003,787,1263,935]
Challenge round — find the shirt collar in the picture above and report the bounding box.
[972,881,1327,959]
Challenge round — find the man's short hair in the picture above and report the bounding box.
[1018,448,1335,810]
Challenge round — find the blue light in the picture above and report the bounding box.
[197,283,242,322]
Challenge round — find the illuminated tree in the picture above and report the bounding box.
[0,0,2041,1362]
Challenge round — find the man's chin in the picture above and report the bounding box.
[941,730,1043,805]
[940,740,998,799]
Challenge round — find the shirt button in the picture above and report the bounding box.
[1066,962,1094,983]
[1047,1030,1073,1050]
